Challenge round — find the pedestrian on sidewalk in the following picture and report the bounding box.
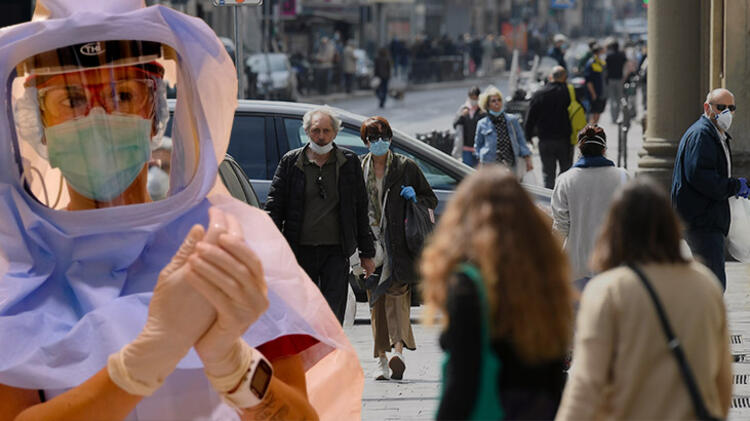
[583,44,606,125]
[605,39,627,123]
[548,34,568,70]
[374,48,392,108]
[524,66,572,188]
[265,107,376,323]
[452,86,485,167]
[342,39,357,94]
[359,116,437,381]
[551,125,629,289]
[422,167,574,420]
[671,88,748,291]
[474,85,533,179]
[314,37,335,95]
[557,178,732,421]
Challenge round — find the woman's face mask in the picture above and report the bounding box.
[368,138,391,156]
[45,107,152,202]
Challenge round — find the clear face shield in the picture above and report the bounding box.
[10,40,195,211]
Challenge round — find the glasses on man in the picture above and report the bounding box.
[38,78,156,120]
[316,175,327,199]
[711,103,737,112]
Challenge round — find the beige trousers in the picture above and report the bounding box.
[368,283,416,358]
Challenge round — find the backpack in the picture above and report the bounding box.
[567,83,587,145]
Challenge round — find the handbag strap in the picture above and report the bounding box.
[627,264,719,421]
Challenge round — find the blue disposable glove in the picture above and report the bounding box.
[400,185,417,203]
[738,177,750,199]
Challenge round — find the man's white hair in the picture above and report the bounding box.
[303,106,342,135]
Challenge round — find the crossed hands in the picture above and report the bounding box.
[109,207,268,396]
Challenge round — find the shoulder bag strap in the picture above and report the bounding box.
[627,264,720,421]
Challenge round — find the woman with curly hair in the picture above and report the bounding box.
[422,167,574,420]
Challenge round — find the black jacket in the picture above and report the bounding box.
[453,107,486,148]
[671,116,741,235]
[265,144,375,259]
[524,81,571,141]
[376,153,438,286]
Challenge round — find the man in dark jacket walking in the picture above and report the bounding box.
[671,88,749,290]
[524,66,572,188]
[265,107,376,322]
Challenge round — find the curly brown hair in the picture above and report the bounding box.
[420,167,574,364]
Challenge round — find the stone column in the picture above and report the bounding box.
[723,0,750,177]
[637,0,703,189]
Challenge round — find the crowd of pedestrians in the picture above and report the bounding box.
[297,32,511,97]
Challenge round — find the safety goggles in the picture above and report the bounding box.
[711,103,736,112]
[38,78,156,120]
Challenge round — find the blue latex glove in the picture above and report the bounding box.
[738,177,750,199]
[400,185,417,203]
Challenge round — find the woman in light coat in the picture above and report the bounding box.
[556,178,732,421]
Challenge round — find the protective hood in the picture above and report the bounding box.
[0,1,362,419]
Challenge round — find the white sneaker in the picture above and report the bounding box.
[389,351,405,380]
[374,355,389,380]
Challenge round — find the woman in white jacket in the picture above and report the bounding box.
[551,125,628,285]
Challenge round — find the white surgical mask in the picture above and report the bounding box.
[308,140,334,155]
[715,109,733,132]
[469,99,478,107]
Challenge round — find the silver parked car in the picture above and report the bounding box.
[165,100,552,216]
[246,53,298,101]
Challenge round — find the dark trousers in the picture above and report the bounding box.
[686,228,726,291]
[344,72,354,93]
[538,139,573,188]
[296,245,349,323]
[376,78,389,108]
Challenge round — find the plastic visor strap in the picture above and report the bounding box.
[7,71,26,190]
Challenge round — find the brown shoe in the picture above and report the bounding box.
[389,352,405,380]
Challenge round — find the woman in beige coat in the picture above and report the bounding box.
[556,178,732,420]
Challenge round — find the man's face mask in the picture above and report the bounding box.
[45,107,151,202]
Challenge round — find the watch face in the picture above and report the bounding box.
[250,359,272,399]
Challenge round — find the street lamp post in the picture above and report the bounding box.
[211,0,264,99]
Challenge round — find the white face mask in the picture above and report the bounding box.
[469,99,478,107]
[308,140,334,155]
[715,109,733,132]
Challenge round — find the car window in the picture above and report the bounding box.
[247,54,287,73]
[225,115,266,179]
[391,146,459,190]
[283,117,457,190]
[283,118,368,155]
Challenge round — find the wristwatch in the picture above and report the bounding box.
[222,350,274,409]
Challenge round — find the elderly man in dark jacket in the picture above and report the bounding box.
[266,107,376,323]
[671,88,749,291]
[524,66,572,188]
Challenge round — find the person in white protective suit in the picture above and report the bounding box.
[0,1,363,420]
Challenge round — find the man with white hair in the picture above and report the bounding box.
[671,88,749,291]
[266,107,376,322]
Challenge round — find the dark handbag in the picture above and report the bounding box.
[404,199,434,258]
[627,264,723,421]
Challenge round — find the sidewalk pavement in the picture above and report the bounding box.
[344,262,750,420]
[299,73,507,106]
